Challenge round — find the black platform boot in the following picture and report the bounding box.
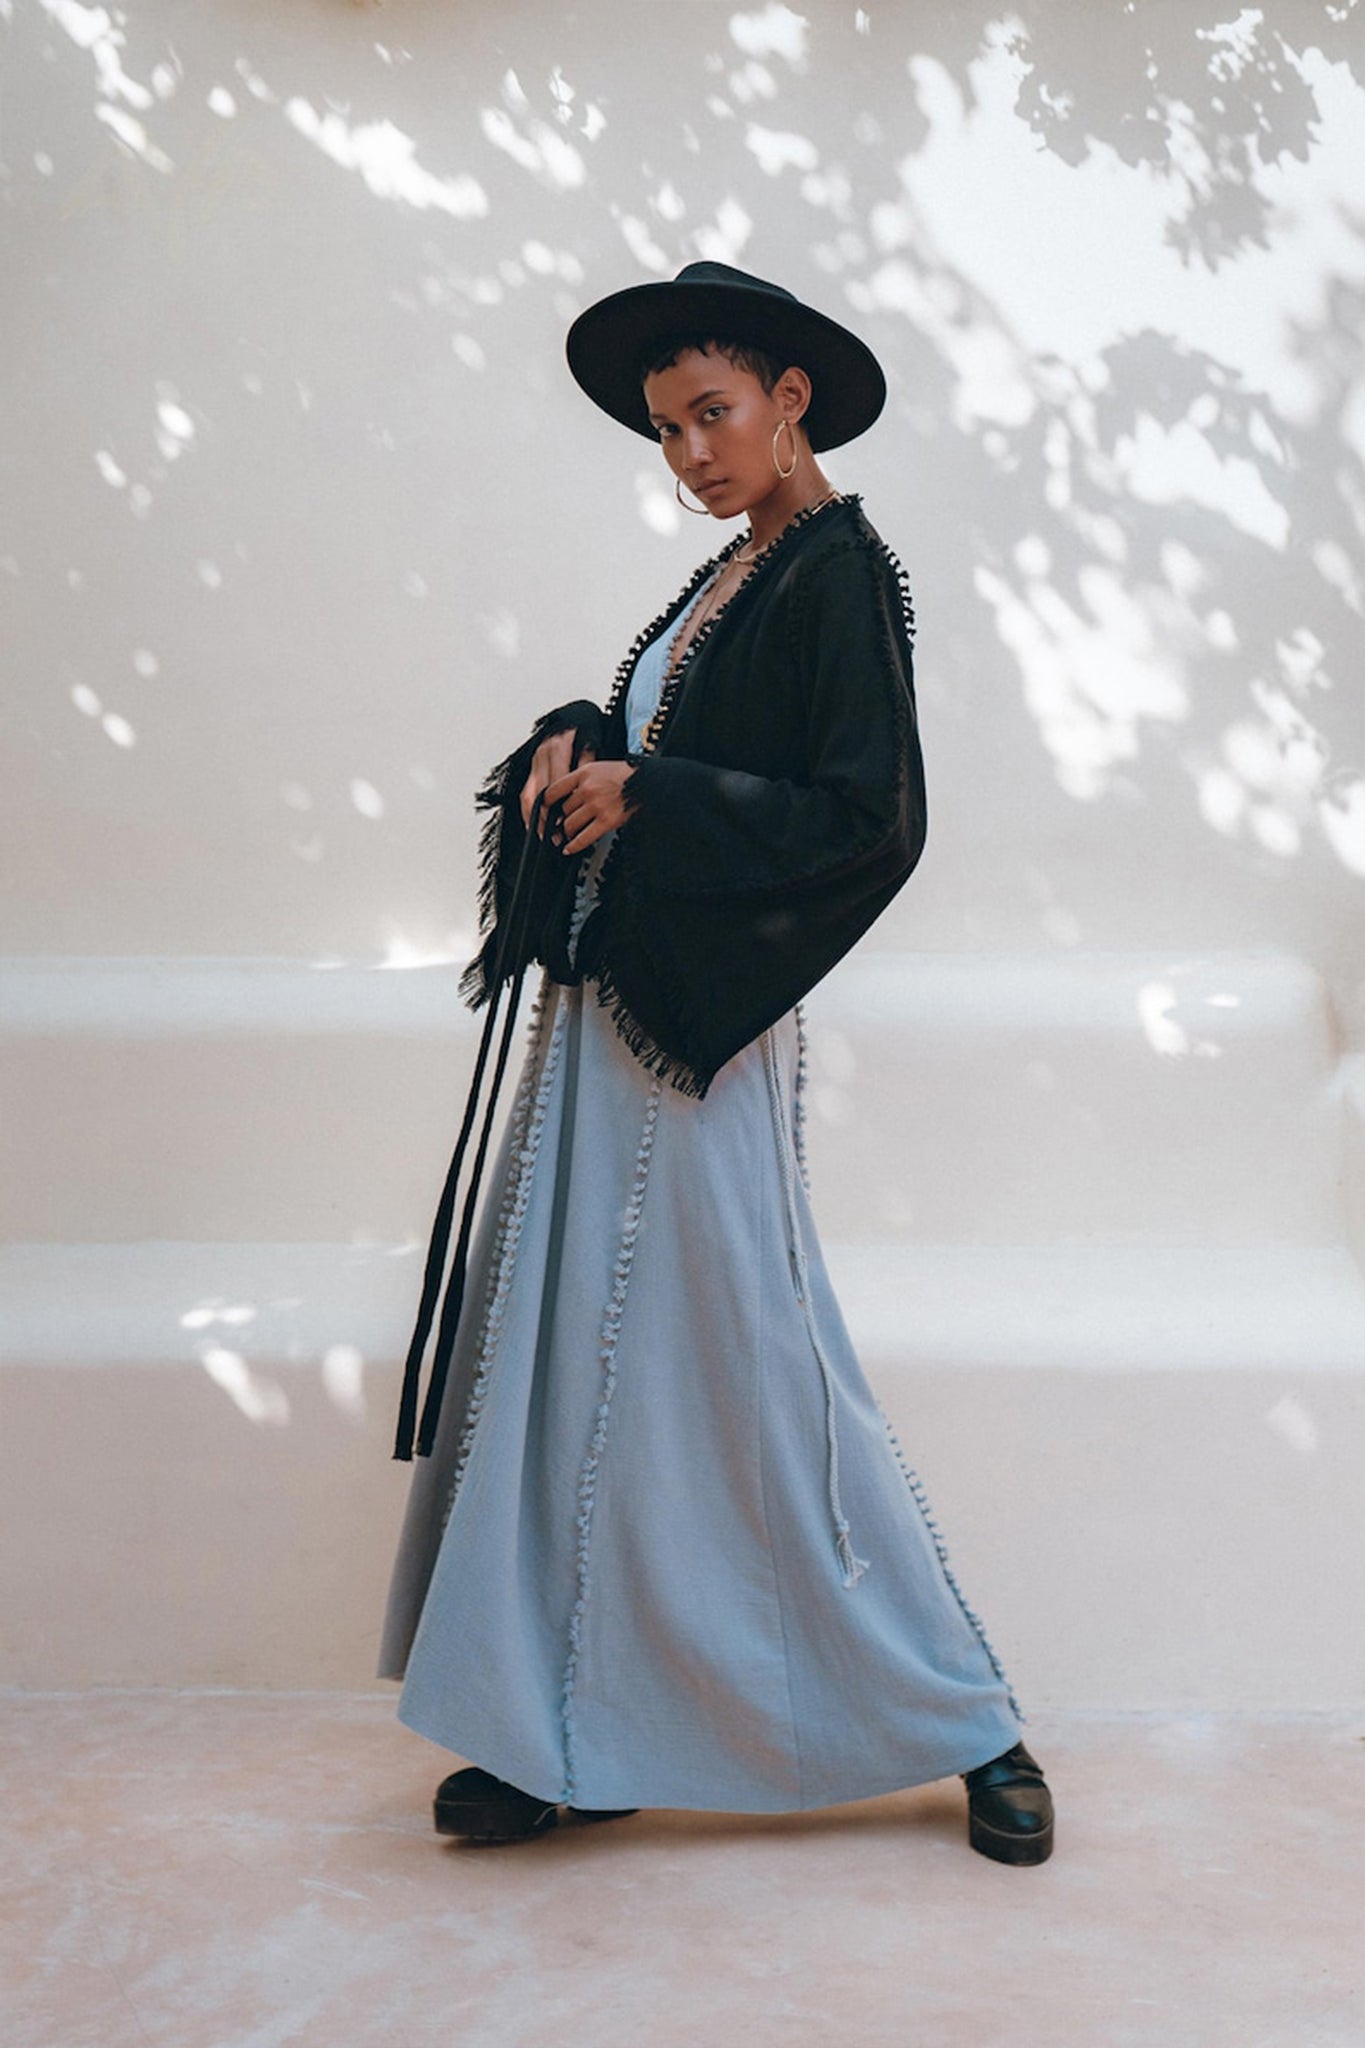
[433,1766,639,1845]
[961,1741,1054,1865]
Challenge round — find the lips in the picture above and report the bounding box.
[695,480,728,498]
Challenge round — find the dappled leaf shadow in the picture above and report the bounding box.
[18,0,1365,969]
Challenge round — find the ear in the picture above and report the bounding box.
[775,365,813,426]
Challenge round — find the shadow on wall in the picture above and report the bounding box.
[15,0,1365,971]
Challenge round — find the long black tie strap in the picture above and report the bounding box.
[413,885,539,1456]
[392,793,554,1460]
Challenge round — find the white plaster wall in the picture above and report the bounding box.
[2,0,1362,995]
[3,0,1364,1701]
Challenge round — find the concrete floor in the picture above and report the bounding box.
[2,1694,1361,2048]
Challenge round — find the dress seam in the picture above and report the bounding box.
[761,1028,869,1588]
[558,1074,665,1805]
[875,1402,1026,1726]
[792,999,812,1196]
[755,1040,806,1810]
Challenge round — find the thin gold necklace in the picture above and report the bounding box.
[735,485,841,564]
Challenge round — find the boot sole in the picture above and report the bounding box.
[434,1800,638,1844]
[435,1798,558,1843]
[968,1811,1055,1865]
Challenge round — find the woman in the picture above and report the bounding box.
[378,260,1054,1867]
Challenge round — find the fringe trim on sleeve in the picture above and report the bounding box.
[588,957,713,1100]
[459,701,604,1012]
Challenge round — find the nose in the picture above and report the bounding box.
[682,424,712,471]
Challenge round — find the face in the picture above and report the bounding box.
[643,346,808,522]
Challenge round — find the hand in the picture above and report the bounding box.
[520,730,597,830]
[542,760,638,856]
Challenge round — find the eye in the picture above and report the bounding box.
[656,423,679,439]
[702,404,727,423]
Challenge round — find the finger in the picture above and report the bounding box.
[559,792,592,830]
[550,788,593,847]
[542,767,586,810]
[562,815,607,856]
[525,736,572,830]
[532,745,564,831]
[566,796,626,855]
[529,769,556,835]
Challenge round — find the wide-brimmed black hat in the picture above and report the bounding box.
[565,260,886,453]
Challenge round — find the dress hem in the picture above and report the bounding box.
[393,1694,1024,1815]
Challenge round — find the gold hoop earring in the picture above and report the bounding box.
[675,477,710,515]
[772,419,799,480]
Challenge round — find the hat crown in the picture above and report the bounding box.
[670,260,798,306]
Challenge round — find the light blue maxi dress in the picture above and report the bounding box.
[377,599,1026,1813]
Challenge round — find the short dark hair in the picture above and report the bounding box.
[638,332,788,393]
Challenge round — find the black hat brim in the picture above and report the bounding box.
[565,269,886,454]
